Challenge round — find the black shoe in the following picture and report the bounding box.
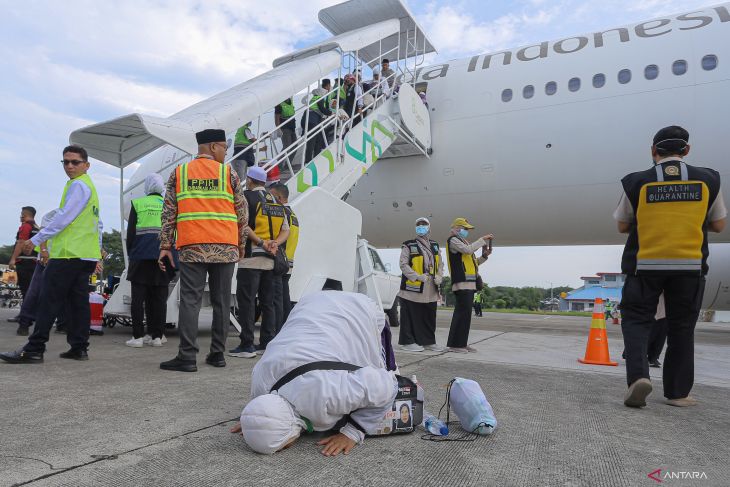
[205,352,226,368]
[649,360,661,368]
[16,326,29,336]
[55,327,67,334]
[255,343,267,355]
[60,349,89,361]
[160,357,197,372]
[89,329,104,336]
[0,349,43,364]
[7,315,19,323]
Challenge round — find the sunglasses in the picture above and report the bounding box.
[61,159,86,166]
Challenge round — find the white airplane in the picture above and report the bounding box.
[71,0,730,313]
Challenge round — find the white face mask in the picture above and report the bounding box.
[415,225,429,236]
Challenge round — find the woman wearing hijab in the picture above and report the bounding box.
[446,218,492,353]
[397,217,444,352]
[125,173,173,348]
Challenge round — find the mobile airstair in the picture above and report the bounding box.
[70,0,435,325]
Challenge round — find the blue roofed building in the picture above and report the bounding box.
[560,273,624,312]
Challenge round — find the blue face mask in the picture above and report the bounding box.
[415,226,429,236]
[458,229,469,239]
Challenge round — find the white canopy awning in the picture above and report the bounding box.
[273,19,400,68]
[70,51,341,168]
[318,0,436,66]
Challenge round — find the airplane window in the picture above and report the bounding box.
[568,77,581,92]
[702,54,718,71]
[501,89,513,102]
[672,60,688,75]
[618,69,631,84]
[644,65,659,80]
[545,81,557,95]
[592,73,605,88]
[523,85,534,99]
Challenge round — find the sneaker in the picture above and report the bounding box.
[255,344,267,355]
[448,347,469,354]
[150,338,163,347]
[425,344,445,352]
[228,344,257,358]
[624,378,652,408]
[665,396,698,407]
[399,343,424,352]
[7,315,19,323]
[161,335,168,344]
[160,356,197,372]
[125,337,145,348]
[466,345,478,353]
[649,359,661,368]
[142,335,152,345]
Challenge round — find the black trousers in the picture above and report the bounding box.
[272,274,283,334]
[620,275,705,399]
[24,259,96,354]
[16,259,36,298]
[236,268,275,348]
[282,274,292,323]
[131,282,168,339]
[448,290,475,348]
[399,298,437,346]
[473,303,483,317]
[647,318,668,362]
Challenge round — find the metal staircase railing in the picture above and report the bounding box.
[223,32,430,204]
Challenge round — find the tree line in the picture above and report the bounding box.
[439,276,573,310]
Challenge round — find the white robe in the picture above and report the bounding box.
[250,291,398,443]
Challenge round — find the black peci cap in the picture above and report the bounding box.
[653,125,689,154]
[195,129,226,145]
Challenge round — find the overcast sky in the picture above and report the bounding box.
[0,0,715,288]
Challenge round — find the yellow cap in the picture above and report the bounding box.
[451,217,474,229]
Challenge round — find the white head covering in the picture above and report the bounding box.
[144,173,165,196]
[415,216,430,226]
[241,394,305,454]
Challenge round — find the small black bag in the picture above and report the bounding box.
[272,246,289,276]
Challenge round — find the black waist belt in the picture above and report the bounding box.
[269,361,360,393]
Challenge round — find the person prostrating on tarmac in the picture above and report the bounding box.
[614,125,726,408]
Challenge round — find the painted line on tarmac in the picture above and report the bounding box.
[12,417,238,486]
[399,332,509,369]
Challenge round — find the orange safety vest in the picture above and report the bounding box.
[175,158,238,248]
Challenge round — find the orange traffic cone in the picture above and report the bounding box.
[578,298,618,366]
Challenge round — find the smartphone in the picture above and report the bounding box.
[161,256,177,279]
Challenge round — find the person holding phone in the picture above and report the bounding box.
[445,218,493,353]
[125,173,174,348]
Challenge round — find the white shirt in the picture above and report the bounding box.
[373,78,391,98]
[355,84,364,108]
[613,157,727,223]
[250,292,397,443]
[30,179,103,260]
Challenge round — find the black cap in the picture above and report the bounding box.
[653,125,689,154]
[195,129,226,145]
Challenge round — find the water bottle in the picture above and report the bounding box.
[424,413,448,436]
[411,375,425,402]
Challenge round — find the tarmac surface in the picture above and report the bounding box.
[1,306,729,486]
